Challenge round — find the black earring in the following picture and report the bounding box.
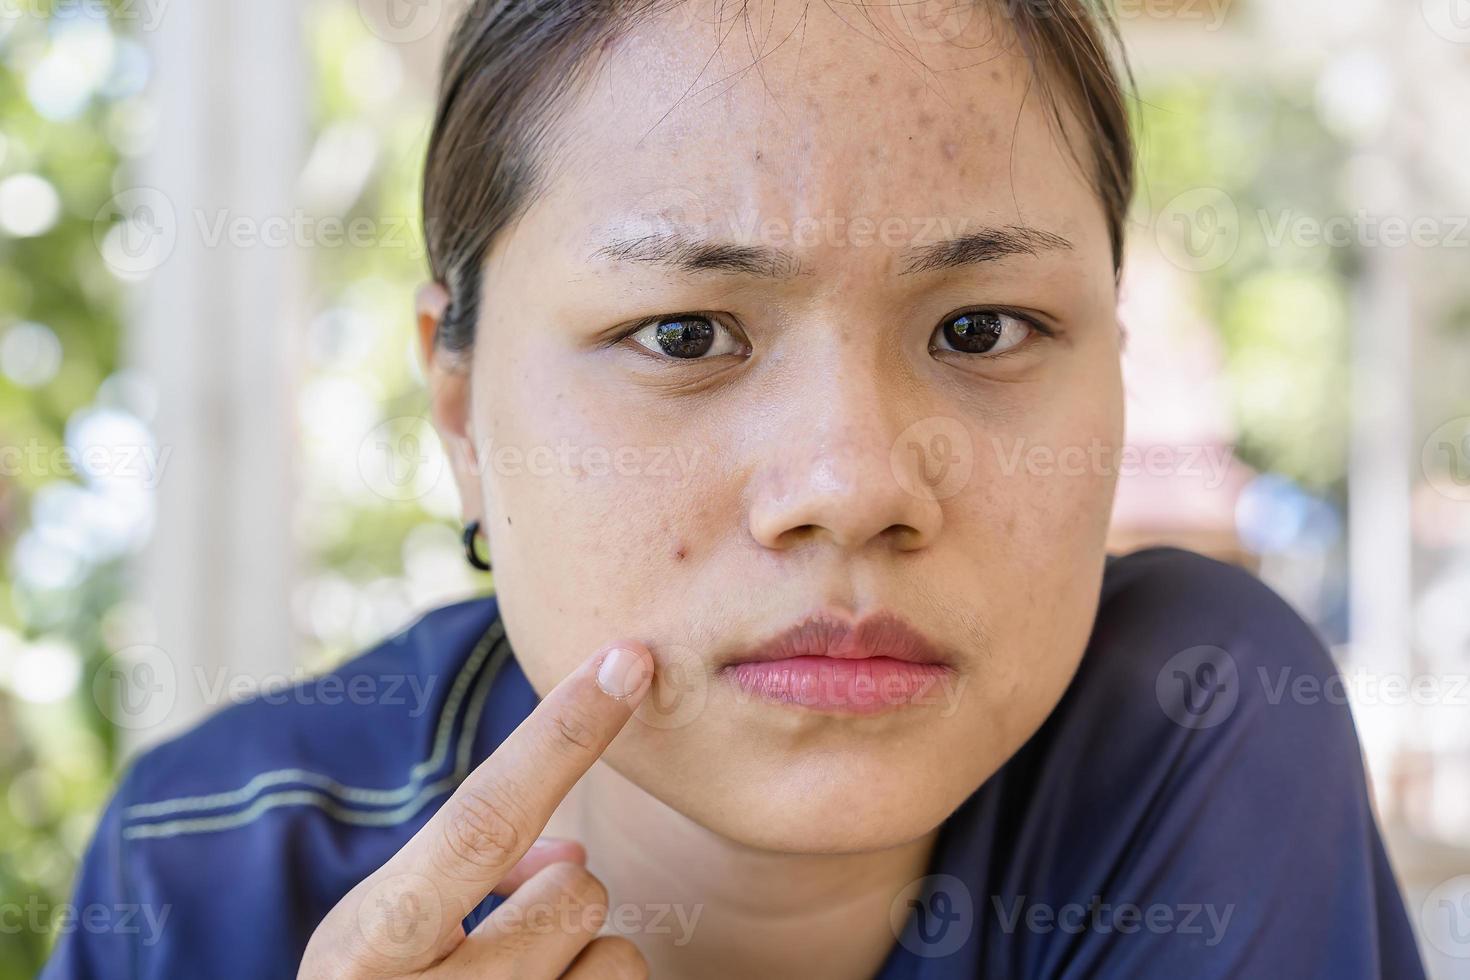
[462,519,492,571]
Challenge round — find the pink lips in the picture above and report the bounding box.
[719,612,957,715]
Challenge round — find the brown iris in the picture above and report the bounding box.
[941,311,1005,354]
[655,317,716,358]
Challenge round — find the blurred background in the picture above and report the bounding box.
[1,0,1468,974]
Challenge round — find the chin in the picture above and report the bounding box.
[696,766,971,854]
[615,708,997,854]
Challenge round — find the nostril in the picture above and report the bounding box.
[881,523,924,548]
[763,523,827,551]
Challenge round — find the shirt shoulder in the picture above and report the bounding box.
[118,592,512,840]
[45,592,539,980]
[959,546,1425,978]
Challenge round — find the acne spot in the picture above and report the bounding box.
[916,111,935,128]
[674,544,687,561]
[867,71,879,86]
[941,140,960,161]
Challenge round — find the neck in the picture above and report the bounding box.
[565,760,940,980]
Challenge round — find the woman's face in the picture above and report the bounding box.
[427,0,1123,853]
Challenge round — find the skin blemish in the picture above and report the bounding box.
[867,71,879,85]
[941,140,959,161]
[674,544,688,561]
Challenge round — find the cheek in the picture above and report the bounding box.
[949,359,1123,730]
[474,363,731,684]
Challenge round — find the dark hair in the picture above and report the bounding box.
[422,0,1134,354]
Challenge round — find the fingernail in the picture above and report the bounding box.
[597,646,651,700]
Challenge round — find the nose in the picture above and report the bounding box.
[747,364,946,554]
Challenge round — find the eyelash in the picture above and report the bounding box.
[613,307,1053,361]
[927,306,1054,359]
[616,312,749,362]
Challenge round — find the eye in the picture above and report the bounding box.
[627,314,746,360]
[929,309,1039,356]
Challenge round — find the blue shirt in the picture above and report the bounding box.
[43,547,1427,978]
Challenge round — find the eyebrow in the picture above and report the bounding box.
[587,224,1072,279]
[589,234,803,279]
[898,224,1074,275]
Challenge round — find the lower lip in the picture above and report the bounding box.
[723,656,953,715]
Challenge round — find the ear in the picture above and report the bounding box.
[416,282,484,523]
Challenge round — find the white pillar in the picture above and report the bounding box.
[124,0,306,752]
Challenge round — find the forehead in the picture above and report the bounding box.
[527,0,1109,268]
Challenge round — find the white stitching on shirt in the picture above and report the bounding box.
[119,614,507,833]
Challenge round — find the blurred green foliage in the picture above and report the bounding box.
[1,4,129,975]
[1131,77,1353,494]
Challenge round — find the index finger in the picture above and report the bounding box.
[380,642,653,930]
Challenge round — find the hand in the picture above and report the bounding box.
[299,643,656,979]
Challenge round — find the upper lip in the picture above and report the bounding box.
[722,611,956,668]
